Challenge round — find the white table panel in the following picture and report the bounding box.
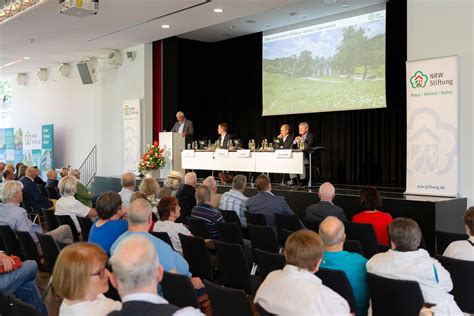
[255,151,304,174]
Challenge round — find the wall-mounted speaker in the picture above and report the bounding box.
[77,60,97,85]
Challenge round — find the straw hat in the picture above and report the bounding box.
[168,170,183,180]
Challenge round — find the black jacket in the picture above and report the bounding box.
[108,301,181,316]
[176,184,196,223]
[305,201,347,222]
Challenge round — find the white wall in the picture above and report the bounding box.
[408,0,474,203]
[11,44,153,176]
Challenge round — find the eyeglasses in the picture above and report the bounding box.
[90,265,107,278]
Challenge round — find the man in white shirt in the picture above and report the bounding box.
[216,123,232,149]
[367,217,462,315]
[443,207,474,261]
[109,234,202,316]
[118,172,136,209]
[254,229,350,315]
[219,175,248,226]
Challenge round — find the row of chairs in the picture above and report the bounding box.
[41,210,93,242]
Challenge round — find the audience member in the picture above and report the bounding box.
[443,207,474,261]
[55,175,97,233]
[17,164,27,180]
[4,163,14,174]
[305,182,347,222]
[0,162,5,180]
[14,162,23,180]
[191,185,224,239]
[319,216,369,316]
[130,191,147,203]
[118,172,136,209]
[158,171,183,199]
[176,172,197,223]
[0,169,13,200]
[68,169,93,208]
[59,167,70,178]
[202,176,221,208]
[46,169,58,188]
[139,176,161,209]
[20,166,53,212]
[367,217,461,315]
[32,166,46,185]
[153,196,192,255]
[52,243,122,315]
[352,186,393,246]
[254,229,350,315]
[219,174,248,227]
[88,192,128,256]
[246,174,294,229]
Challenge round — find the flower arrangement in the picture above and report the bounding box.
[138,141,166,172]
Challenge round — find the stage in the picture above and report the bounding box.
[91,176,467,256]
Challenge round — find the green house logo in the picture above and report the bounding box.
[123,105,131,116]
[410,70,428,88]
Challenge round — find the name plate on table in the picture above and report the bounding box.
[237,149,251,158]
[215,149,229,158]
[183,150,195,157]
[275,149,292,158]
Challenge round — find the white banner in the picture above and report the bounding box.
[123,99,141,173]
[405,56,458,197]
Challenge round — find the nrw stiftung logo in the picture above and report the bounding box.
[410,70,428,88]
[24,131,32,146]
[123,105,131,116]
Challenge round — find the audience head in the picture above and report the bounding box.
[121,172,136,190]
[184,172,197,187]
[127,198,153,228]
[318,182,336,202]
[2,180,23,203]
[68,169,81,180]
[3,169,13,181]
[255,174,271,192]
[164,171,182,190]
[285,229,324,273]
[58,175,78,197]
[195,185,211,205]
[130,191,147,203]
[5,163,14,173]
[96,192,123,220]
[388,217,422,252]
[52,243,109,301]
[0,162,5,171]
[110,235,163,297]
[319,216,345,247]
[19,165,28,178]
[157,197,181,222]
[60,167,70,178]
[298,122,309,135]
[359,186,382,211]
[15,162,23,172]
[139,177,160,198]
[46,169,57,180]
[280,124,290,137]
[218,123,228,135]
[176,111,185,122]
[202,176,217,194]
[232,174,247,193]
[464,207,474,237]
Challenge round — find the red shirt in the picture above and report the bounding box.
[352,210,393,246]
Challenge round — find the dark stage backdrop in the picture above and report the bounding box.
[159,0,407,187]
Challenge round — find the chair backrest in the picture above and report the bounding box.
[436,255,474,313]
[204,280,253,316]
[244,211,267,226]
[36,184,48,198]
[161,271,199,308]
[41,209,59,231]
[435,231,468,255]
[179,233,213,281]
[275,213,302,234]
[186,216,211,239]
[16,231,41,267]
[76,216,93,241]
[256,303,275,316]
[55,215,80,242]
[214,240,252,294]
[302,219,322,233]
[367,272,424,316]
[220,210,243,227]
[45,186,60,200]
[217,222,244,245]
[343,239,364,256]
[347,222,379,258]
[0,225,23,259]
[149,232,174,250]
[255,248,285,280]
[35,232,60,273]
[247,224,279,256]
[316,268,357,313]
[281,229,294,246]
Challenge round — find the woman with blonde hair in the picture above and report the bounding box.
[139,176,161,210]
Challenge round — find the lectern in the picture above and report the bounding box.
[159,132,185,179]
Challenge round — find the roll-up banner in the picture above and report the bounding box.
[123,99,142,173]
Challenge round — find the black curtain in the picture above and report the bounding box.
[162,0,407,187]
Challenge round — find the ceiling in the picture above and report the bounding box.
[0,0,386,76]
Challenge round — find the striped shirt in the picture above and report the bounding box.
[219,189,248,227]
[191,203,224,239]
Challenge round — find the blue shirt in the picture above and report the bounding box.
[320,250,370,316]
[0,202,42,242]
[219,189,248,227]
[88,220,128,256]
[110,231,191,277]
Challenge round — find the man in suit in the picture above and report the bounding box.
[305,182,347,222]
[109,234,201,316]
[20,166,53,212]
[246,174,294,230]
[290,122,316,185]
[216,122,232,149]
[176,172,197,224]
[170,111,194,146]
[276,124,294,149]
[45,169,58,188]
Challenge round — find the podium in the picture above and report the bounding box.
[159,132,185,179]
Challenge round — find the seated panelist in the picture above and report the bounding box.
[294,122,315,148]
[217,123,233,149]
[276,124,294,149]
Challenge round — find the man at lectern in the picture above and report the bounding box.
[171,111,194,145]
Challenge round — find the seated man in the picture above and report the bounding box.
[216,122,232,149]
[45,169,58,188]
[305,182,347,222]
[176,172,197,224]
[444,207,474,261]
[367,217,462,315]
[219,175,249,227]
[246,174,294,230]
[191,185,224,239]
[32,167,46,185]
[290,122,315,184]
[254,229,350,315]
[20,166,53,212]
[275,124,294,149]
[110,234,202,316]
[118,172,136,209]
[319,216,369,316]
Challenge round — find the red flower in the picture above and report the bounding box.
[153,140,159,146]
[143,154,148,160]
[150,164,155,169]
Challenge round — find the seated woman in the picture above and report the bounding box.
[444,207,474,261]
[254,229,350,315]
[352,186,393,246]
[69,169,93,208]
[153,196,192,255]
[88,192,128,256]
[202,176,221,209]
[157,171,183,199]
[52,243,122,316]
[139,176,161,211]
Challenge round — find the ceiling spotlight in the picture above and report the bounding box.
[16,73,28,86]
[59,63,71,77]
[37,68,49,82]
[300,14,308,18]
[213,8,223,13]
[290,12,299,16]
[341,4,350,8]
[22,57,31,60]
[228,25,234,30]
[161,24,170,29]
[246,19,256,24]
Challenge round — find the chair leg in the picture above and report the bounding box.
[251,263,258,275]
[42,276,52,299]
